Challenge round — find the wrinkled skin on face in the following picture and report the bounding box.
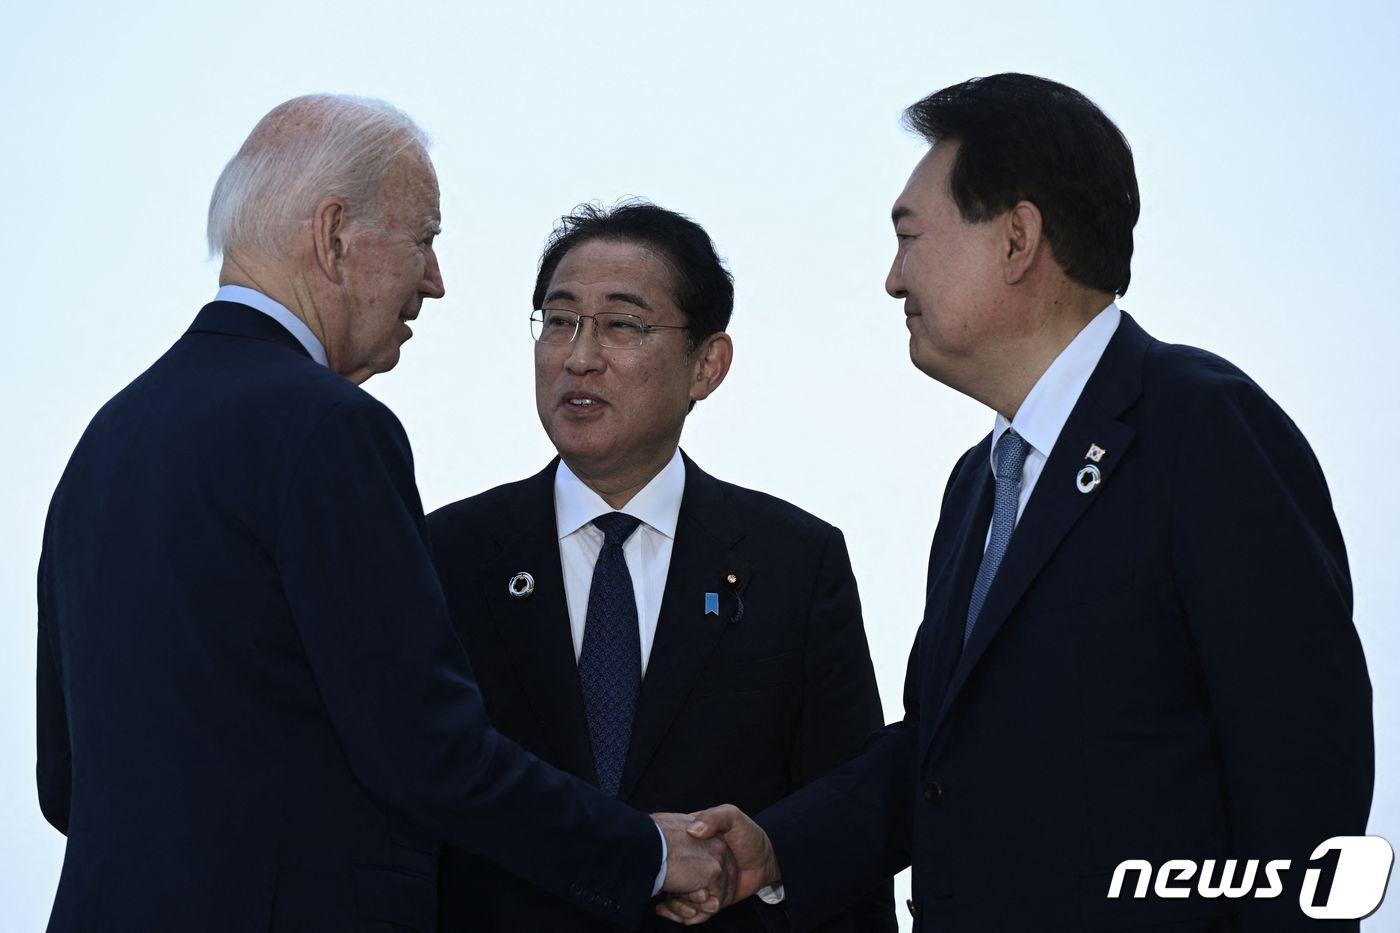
[885,141,1009,386]
[328,148,445,383]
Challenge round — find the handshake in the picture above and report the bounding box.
[651,806,779,925]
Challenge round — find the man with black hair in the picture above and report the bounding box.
[671,74,1373,933]
[428,201,896,932]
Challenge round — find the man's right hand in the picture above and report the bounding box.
[652,812,738,924]
[655,805,781,925]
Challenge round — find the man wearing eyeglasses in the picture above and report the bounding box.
[426,201,896,933]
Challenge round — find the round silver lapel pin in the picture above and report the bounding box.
[507,571,535,598]
[1076,464,1102,495]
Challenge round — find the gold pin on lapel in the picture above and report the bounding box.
[1085,443,1106,463]
[1076,464,1102,495]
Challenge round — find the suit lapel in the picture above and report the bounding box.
[923,457,994,716]
[479,462,599,785]
[619,456,747,802]
[927,313,1152,741]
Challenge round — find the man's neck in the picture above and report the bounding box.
[973,291,1113,420]
[564,448,677,510]
[219,253,329,350]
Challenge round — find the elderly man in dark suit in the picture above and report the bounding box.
[35,95,735,933]
[670,74,1373,933]
[428,202,895,933]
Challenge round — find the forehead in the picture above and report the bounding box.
[546,239,678,308]
[893,142,957,220]
[379,149,440,221]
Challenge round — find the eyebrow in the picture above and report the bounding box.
[605,291,651,312]
[891,205,914,226]
[540,289,653,312]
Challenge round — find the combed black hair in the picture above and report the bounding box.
[532,200,734,349]
[903,73,1140,296]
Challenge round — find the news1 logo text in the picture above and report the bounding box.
[1108,836,1394,920]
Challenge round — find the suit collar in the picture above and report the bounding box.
[187,301,313,361]
[478,458,600,783]
[991,302,1121,471]
[476,453,750,800]
[925,311,1153,747]
[212,286,328,365]
[619,452,748,800]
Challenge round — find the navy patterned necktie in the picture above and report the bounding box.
[578,511,644,796]
[965,430,1030,644]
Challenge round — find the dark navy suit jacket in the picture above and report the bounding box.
[426,457,895,933]
[36,302,662,933]
[754,312,1373,933]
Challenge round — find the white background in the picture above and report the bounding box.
[2,1,1396,928]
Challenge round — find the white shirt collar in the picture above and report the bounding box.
[554,449,686,541]
[991,302,1122,476]
[214,284,328,367]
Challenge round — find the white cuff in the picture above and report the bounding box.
[757,884,785,904]
[652,824,668,896]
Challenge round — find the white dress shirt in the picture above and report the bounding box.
[555,449,685,894]
[987,302,1121,546]
[214,285,328,367]
[555,449,685,677]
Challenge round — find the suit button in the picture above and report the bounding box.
[923,781,943,804]
[907,898,919,918]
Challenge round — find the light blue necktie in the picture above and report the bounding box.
[965,430,1030,644]
[578,512,643,796]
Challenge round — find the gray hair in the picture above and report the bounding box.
[206,94,430,257]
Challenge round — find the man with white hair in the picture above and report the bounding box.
[35,94,733,933]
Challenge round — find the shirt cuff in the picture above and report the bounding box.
[652,824,668,896]
[757,884,785,904]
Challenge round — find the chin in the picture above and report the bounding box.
[380,342,404,369]
[552,428,611,468]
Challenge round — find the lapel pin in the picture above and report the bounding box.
[1085,443,1106,463]
[507,571,535,598]
[1076,464,1102,495]
[722,571,745,624]
[704,593,720,616]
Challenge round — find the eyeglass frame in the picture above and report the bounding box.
[529,308,691,349]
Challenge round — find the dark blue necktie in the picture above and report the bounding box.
[578,512,643,796]
[965,430,1030,644]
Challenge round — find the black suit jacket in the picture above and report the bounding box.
[754,312,1373,933]
[35,302,662,933]
[427,456,896,933]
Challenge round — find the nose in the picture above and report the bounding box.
[885,251,906,300]
[421,248,446,300]
[564,318,606,375]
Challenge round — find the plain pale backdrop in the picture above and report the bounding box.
[2,1,1396,929]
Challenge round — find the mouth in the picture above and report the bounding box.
[560,392,607,415]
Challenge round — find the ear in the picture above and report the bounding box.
[689,332,733,403]
[311,196,350,284]
[1002,200,1044,285]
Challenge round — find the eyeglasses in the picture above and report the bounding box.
[530,309,690,349]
